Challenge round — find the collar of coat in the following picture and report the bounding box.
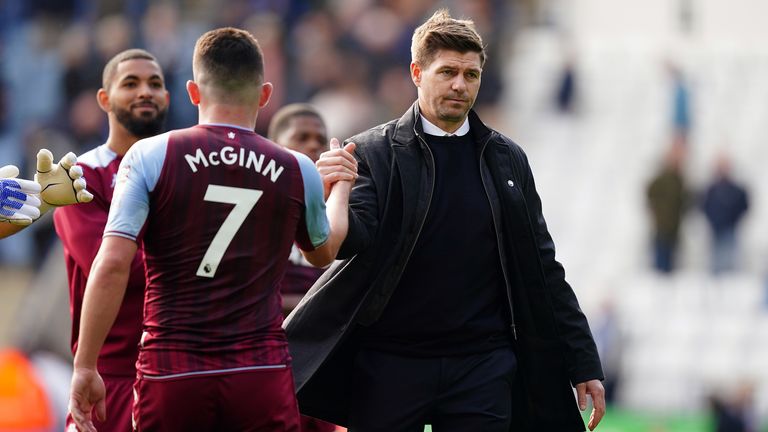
[392,101,494,147]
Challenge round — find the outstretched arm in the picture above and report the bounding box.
[0,149,95,240]
[301,138,356,267]
[69,236,137,432]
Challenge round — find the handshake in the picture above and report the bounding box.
[0,149,94,226]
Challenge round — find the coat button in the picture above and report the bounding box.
[507,180,514,187]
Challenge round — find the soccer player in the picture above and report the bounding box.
[69,27,355,432]
[0,151,92,239]
[54,48,169,431]
[269,105,337,432]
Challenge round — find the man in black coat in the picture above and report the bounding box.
[285,9,605,432]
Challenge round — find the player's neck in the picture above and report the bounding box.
[105,123,140,157]
[198,104,258,131]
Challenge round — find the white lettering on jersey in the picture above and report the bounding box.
[184,147,285,183]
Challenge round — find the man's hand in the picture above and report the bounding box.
[34,149,93,210]
[576,379,606,430]
[68,367,106,432]
[316,138,358,199]
[0,165,41,225]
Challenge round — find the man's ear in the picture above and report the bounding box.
[186,80,201,106]
[258,82,273,109]
[96,88,110,113]
[410,62,421,87]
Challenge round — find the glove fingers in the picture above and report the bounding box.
[77,189,94,203]
[25,194,41,208]
[72,177,86,192]
[2,186,26,208]
[18,203,40,221]
[59,152,78,171]
[12,178,42,195]
[68,165,84,180]
[7,215,33,226]
[36,149,54,173]
[0,165,20,178]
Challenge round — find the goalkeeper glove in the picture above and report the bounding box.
[0,165,42,226]
[34,149,94,216]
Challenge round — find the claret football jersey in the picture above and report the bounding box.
[53,144,146,377]
[104,124,329,378]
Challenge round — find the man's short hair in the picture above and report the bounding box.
[102,49,159,91]
[411,9,486,68]
[193,27,264,102]
[267,103,324,142]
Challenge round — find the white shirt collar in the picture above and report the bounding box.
[420,115,470,137]
[202,122,254,132]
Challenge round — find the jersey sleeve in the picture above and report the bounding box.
[292,151,329,251]
[105,134,169,241]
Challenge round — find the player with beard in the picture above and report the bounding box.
[53,48,169,432]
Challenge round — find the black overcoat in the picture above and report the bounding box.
[284,103,604,431]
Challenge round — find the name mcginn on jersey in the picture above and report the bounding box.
[184,146,284,182]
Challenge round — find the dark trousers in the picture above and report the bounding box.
[348,346,516,432]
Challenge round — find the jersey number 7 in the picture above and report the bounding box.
[197,184,263,278]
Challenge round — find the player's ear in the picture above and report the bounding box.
[96,88,110,113]
[410,62,422,87]
[258,82,273,109]
[186,80,201,106]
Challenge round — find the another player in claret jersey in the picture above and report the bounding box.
[268,104,338,432]
[68,28,357,432]
[55,48,169,432]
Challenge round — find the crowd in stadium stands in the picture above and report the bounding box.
[0,0,510,265]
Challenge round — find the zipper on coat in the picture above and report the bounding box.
[479,135,518,340]
[397,133,436,270]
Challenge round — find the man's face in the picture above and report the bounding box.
[276,115,328,162]
[412,49,482,131]
[108,59,169,139]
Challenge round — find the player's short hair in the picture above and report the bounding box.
[102,49,159,91]
[411,9,486,68]
[193,27,264,103]
[267,104,324,142]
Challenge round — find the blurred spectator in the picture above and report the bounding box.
[555,56,577,114]
[701,153,749,275]
[668,62,691,143]
[592,299,622,404]
[646,138,689,273]
[709,389,754,432]
[243,12,287,135]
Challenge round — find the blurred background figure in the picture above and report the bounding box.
[668,62,692,145]
[555,55,577,114]
[646,138,689,274]
[709,384,756,432]
[701,153,749,275]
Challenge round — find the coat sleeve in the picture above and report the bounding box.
[518,150,605,385]
[337,145,379,259]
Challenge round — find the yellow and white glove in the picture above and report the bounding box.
[34,149,93,215]
[0,165,42,226]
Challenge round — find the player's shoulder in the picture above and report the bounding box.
[284,148,316,174]
[77,144,117,170]
[127,131,173,162]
